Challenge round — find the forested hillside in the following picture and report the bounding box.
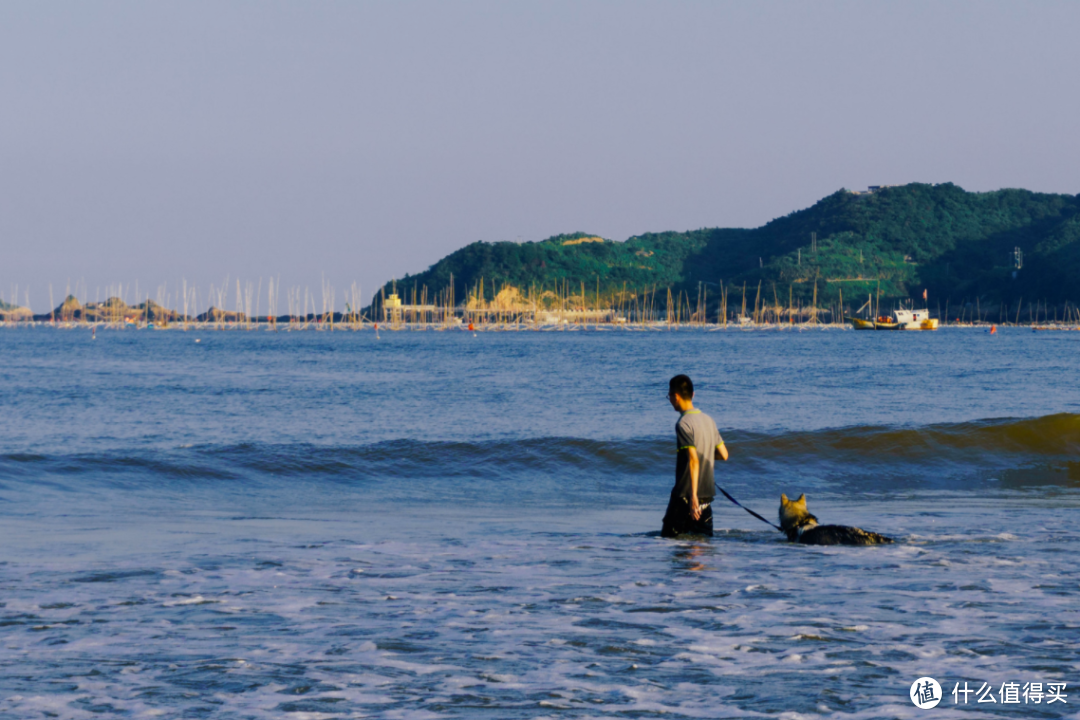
[372,183,1080,314]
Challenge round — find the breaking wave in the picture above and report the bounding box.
[2,414,1077,500]
[740,412,1080,459]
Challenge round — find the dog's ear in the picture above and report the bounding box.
[796,493,806,507]
[780,493,789,505]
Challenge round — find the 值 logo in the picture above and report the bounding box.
[911,677,942,709]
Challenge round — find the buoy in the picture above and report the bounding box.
[989,325,996,334]
[467,322,475,332]
[195,338,201,343]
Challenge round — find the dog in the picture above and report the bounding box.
[778,493,893,545]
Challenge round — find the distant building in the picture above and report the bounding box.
[849,185,897,196]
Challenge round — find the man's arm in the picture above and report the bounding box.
[715,442,729,462]
[686,449,701,520]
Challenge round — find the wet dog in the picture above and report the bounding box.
[778,493,893,545]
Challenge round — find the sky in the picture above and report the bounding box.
[2,1,1078,312]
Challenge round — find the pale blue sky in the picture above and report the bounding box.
[2,1,1077,311]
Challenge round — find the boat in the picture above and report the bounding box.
[849,309,937,330]
[848,315,901,330]
[893,308,939,330]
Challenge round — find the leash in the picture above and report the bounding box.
[717,486,783,532]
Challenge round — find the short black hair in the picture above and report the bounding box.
[669,374,693,399]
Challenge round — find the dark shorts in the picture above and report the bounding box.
[661,499,714,538]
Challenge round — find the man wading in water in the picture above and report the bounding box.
[661,375,729,537]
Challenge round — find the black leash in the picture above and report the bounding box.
[717,487,783,532]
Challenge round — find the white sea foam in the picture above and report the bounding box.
[1,496,1075,719]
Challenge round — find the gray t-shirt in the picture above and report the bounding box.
[673,410,723,504]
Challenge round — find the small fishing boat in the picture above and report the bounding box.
[848,316,901,330]
[848,289,938,330]
[849,309,937,330]
[893,309,939,330]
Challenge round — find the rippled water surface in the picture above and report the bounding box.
[1,327,1078,718]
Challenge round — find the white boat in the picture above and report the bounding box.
[893,309,939,330]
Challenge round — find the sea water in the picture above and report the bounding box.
[0,327,1077,718]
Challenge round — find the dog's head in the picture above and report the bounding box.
[779,493,816,533]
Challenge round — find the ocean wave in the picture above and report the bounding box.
[1,414,1076,494]
[739,412,1080,461]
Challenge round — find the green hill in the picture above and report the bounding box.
[373,183,1080,317]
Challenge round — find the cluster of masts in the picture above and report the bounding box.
[0,278,368,330]
[3,276,1078,330]
[371,277,854,330]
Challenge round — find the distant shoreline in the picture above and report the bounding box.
[3,319,1077,332]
